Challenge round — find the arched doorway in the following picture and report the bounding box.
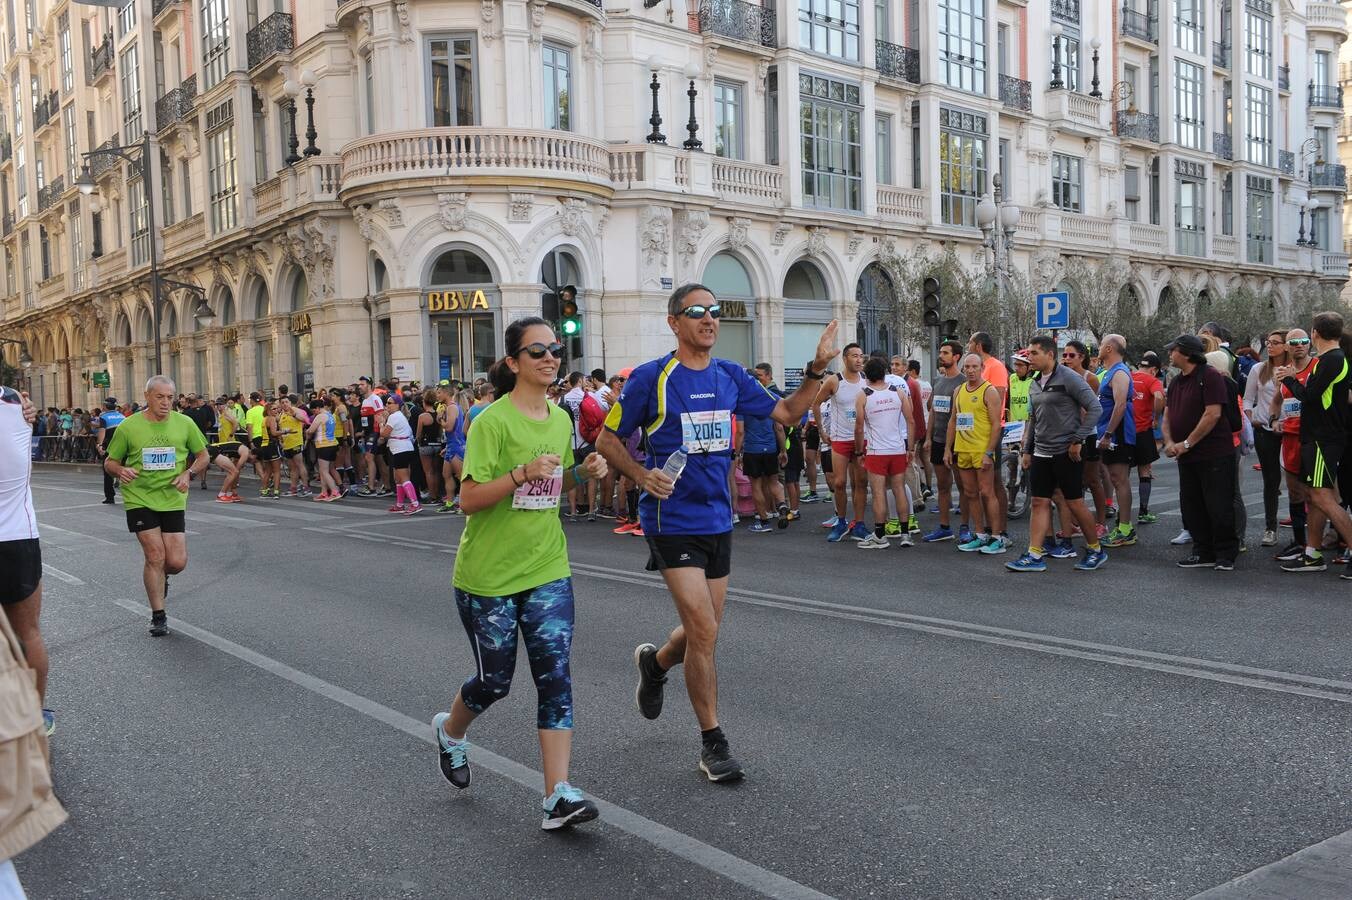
[783,260,831,385]
[855,263,898,359]
[540,248,583,368]
[285,269,314,392]
[702,251,755,368]
[214,285,238,393]
[427,247,498,383]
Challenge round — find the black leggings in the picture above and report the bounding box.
[1253,427,1282,530]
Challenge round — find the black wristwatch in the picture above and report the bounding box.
[803,361,826,380]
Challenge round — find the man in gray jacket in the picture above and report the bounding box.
[1007,334,1106,572]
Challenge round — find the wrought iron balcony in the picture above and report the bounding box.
[155,74,197,131]
[1051,0,1080,23]
[247,11,293,70]
[1120,7,1157,42]
[1115,109,1159,142]
[1212,42,1230,69]
[1279,150,1295,176]
[36,176,64,213]
[698,0,777,49]
[1311,163,1347,189]
[88,31,113,83]
[1213,131,1232,160]
[0,134,10,164]
[32,92,55,130]
[152,0,174,15]
[1309,83,1343,110]
[89,138,118,178]
[876,40,921,85]
[1,212,12,237]
[1278,65,1290,91]
[999,75,1031,112]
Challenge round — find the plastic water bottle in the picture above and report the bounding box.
[661,445,689,483]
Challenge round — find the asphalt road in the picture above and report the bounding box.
[15,462,1352,900]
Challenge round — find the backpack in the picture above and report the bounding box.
[578,392,607,444]
[1220,372,1243,434]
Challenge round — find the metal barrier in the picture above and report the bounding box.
[30,434,102,462]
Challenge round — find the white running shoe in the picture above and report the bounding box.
[857,533,890,549]
[1170,529,1192,545]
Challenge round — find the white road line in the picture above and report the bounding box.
[35,502,113,514]
[97,596,833,900]
[28,483,106,496]
[38,522,118,546]
[187,510,275,529]
[41,563,85,585]
[1189,826,1352,899]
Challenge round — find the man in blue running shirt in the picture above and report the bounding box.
[598,284,837,783]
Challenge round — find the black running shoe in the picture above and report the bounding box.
[634,643,666,720]
[1176,555,1215,568]
[1274,542,1305,562]
[1214,560,1235,572]
[541,782,599,830]
[700,740,745,783]
[164,574,170,600]
[777,502,790,529]
[1281,554,1327,573]
[432,713,470,789]
[149,614,169,637]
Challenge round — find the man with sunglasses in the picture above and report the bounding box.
[598,283,838,784]
[1271,329,1315,562]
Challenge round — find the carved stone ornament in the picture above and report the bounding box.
[356,9,372,37]
[437,192,470,232]
[509,193,534,223]
[396,2,413,42]
[558,198,588,236]
[1031,247,1065,292]
[1027,149,1050,164]
[281,218,338,300]
[878,237,898,265]
[529,0,546,43]
[846,231,864,259]
[595,210,610,238]
[352,204,376,242]
[480,0,499,43]
[703,47,718,82]
[677,209,710,262]
[582,23,600,60]
[805,227,829,259]
[640,206,672,266]
[377,197,404,227]
[756,60,770,94]
[771,221,792,247]
[727,217,751,250]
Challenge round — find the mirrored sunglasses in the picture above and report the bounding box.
[679,304,722,320]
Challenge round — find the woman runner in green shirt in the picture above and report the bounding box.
[432,317,608,830]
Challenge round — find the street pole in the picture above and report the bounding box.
[145,131,162,376]
[928,324,939,381]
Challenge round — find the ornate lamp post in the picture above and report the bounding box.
[1089,37,1103,98]
[682,63,703,151]
[975,174,1022,341]
[646,57,666,144]
[283,73,303,165]
[1049,23,1065,90]
[301,68,320,157]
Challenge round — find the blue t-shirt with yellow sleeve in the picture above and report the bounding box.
[604,353,778,535]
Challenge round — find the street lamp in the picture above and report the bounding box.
[1049,23,1065,90]
[283,73,303,165]
[682,63,703,152]
[77,131,167,374]
[1089,37,1103,98]
[646,56,666,144]
[300,68,321,157]
[976,174,1021,338]
[1297,196,1316,246]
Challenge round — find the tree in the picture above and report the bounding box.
[1064,257,1131,342]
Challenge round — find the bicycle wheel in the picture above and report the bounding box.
[1005,453,1030,520]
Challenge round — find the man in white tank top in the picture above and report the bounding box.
[854,358,915,548]
[813,343,870,541]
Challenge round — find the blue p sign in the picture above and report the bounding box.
[1036,291,1070,330]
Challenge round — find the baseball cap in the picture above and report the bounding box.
[358,375,373,384]
[103,397,118,408]
[1140,351,1161,367]
[1165,334,1207,363]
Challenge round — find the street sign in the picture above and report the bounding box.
[1036,291,1070,330]
[91,371,110,387]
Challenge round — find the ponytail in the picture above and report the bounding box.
[491,316,552,396]
[489,357,516,396]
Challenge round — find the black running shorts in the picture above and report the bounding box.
[1029,453,1085,500]
[208,441,242,459]
[742,451,780,478]
[126,508,187,534]
[1102,443,1136,467]
[0,539,41,605]
[1133,438,1160,467]
[1302,441,1344,490]
[645,532,732,580]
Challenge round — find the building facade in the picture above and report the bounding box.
[0,0,1346,409]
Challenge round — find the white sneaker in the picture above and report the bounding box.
[857,533,890,549]
[732,514,741,524]
[897,533,914,548]
[1261,529,1277,547]
[1170,529,1192,545]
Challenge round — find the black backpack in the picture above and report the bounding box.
[1220,372,1243,433]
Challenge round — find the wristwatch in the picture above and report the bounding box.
[803,361,826,380]
[1182,439,1191,450]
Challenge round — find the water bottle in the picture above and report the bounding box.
[661,445,689,483]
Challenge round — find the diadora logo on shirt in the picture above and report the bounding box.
[688,393,716,400]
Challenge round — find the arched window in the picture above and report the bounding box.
[784,260,828,301]
[115,312,133,346]
[855,262,897,357]
[430,248,494,284]
[702,252,754,367]
[783,260,831,378]
[372,254,387,293]
[250,276,271,320]
[216,285,235,325]
[290,269,310,311]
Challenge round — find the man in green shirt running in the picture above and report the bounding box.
[104,375,209,636]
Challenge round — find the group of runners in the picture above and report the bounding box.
[13,279,1352,833]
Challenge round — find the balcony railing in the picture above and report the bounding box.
[698,0,777,49]
[155,74,197,131]
[877,186,927,222]
[1,212,12,237]
[1213,131,1233,160]
[1311,163,1347,189]
[36,176,64,212]
[1278,65,1290,91]
[152,0,174,15]
[1051,0,1079,23]
[712,158,785,203]
[1120,7,1157,42]
[1310,84,1343,110]
[32,92,55,130]
[1212,42,1230,69]
[1279,150,1295,176]
[876,40,921,85]
[247,11,293,70]
[0,134,10,164]
[1115,109,1159,142]
[999,75,1031,112]
[87,31,113,83]
[89,138,118,177]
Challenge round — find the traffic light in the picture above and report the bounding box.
[559,285,581,337]
[922,276,942,327]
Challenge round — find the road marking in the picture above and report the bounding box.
[29,482,106,496]
[38,522,118,546]
[187,510,275,529]
[35,502,113,514]
[1190,826,1352,899]
[41,563,85,585]
[98,596,833,900]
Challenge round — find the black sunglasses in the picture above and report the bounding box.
[520,342,565,360]
[678,304,722,320]
[1288,338,1311,346]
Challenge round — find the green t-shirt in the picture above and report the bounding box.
[244,404,266,441]
[452,396,575,597]
[105,411,207,512]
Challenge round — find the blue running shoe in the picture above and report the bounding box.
[848,521,871,541]
[42,708,53,736]
[923,525,955,542]
[827,519,850,542]
[748,520,774,533]
[541,781,599,831]
[958,536,989,552]
[432,712,471,790]
[1006,552,1047,572]
[1075,549,1108,571]
[928,503,940,514]
[1048,538,1077,559]
[980,535,1011,555]
[957,524,973,544]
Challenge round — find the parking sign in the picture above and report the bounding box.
[1036,291,1070,330]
